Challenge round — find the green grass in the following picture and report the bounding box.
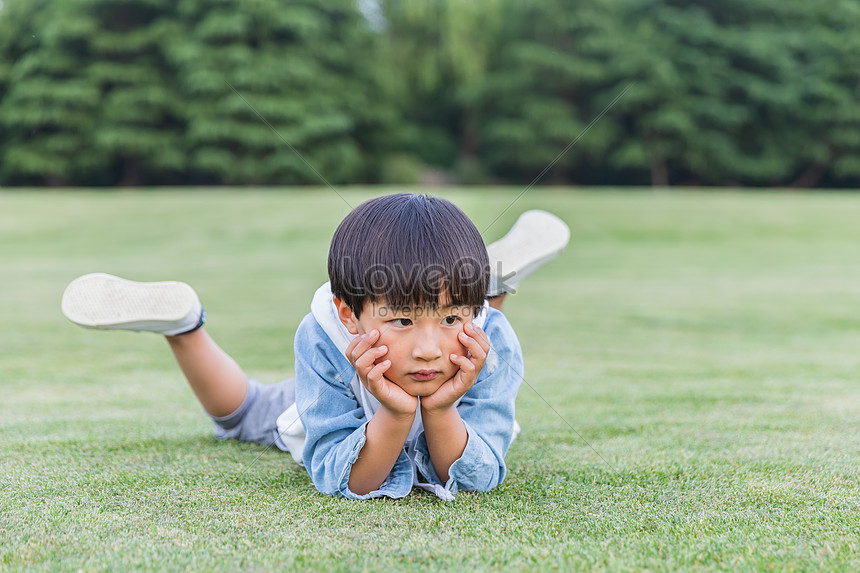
[3,187,860,571]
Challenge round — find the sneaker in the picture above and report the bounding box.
[486,210,570,296]
[61,273,205,336]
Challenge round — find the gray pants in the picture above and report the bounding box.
[211,378,295,452]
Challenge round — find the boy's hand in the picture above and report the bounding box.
[346,329,418,417]
[421,322,490,412]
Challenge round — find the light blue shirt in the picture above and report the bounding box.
[293,283,524,500]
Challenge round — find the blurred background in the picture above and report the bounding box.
[0,0,858,189]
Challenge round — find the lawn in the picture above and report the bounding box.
[2,187,860,571]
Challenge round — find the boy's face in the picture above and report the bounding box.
[335,295,473,397]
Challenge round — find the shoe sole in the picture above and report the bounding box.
[61,273,198,331]
[486,210,570,288]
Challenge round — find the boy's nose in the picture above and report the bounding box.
[412,330,443,361]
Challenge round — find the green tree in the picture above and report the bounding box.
[606,0,817,186]
[87,0,187,185]
[0,0,186,186]
[593,0,860,187]
[381,0,505,180]
[168,0,389,185]
[3,0,859,187]
[479,0,860,187]
[783,1,860,186]
[0,0,101,185]
[0,0,392,186]
[477,0,621,184]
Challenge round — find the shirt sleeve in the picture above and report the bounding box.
[413,308,524,494]
[293,314,413,500]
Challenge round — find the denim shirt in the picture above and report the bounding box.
[291,282,524,500]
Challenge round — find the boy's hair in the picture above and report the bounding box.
[328,193,489,318]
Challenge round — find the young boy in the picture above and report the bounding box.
[61,193,569,500]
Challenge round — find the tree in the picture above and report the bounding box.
[0,0,187,185]
[167,0,390,184]
[0,0,392,186]
[86,0,187,185]
[380,0,505,179]
[2,0,859,187]
[604,0,860,187]
[0,0,102,185]
[477,0,621,184]
[467,0,860,187]
[785,1,860,186]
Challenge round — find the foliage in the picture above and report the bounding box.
[384,0,860,187]
[168,0,390,185]
[476,0,620,183]
[380,0,506,174]
[602,0,860,186]
[1,0,859,186]
[0,0,388,185]
[0,0,102,185]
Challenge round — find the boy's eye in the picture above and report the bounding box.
[443,316,460,326]
[391,318,412,327]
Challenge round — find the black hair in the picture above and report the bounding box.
[328,193,489,318]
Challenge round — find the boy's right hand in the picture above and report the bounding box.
[346,329,418,417]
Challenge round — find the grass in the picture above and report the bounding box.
[2,187,860,571]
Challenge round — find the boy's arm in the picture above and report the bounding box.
[419,321,489,481]
[414,310,524,493]
[418,406,467,483]
[344,330,420,494]
[348,407,415,494]
[294,316,414,500]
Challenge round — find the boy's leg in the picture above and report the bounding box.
[166,329,247,418]
[62,273,247,418]
[487,293,507,311]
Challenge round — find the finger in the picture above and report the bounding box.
[465,323,490,351]
[349,329,380,362]
[354,345,387,374]
[458,330,487,362]
[345,336,361,365]
[450,353,477,377]
[364,360,391,392]
[450,357,478,392]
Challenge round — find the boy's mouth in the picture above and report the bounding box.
[409,369,440,381]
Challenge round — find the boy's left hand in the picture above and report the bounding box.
[421,322,490,412]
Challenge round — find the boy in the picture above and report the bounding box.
[61,193,569,500]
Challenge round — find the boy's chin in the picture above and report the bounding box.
[390,378,446,398]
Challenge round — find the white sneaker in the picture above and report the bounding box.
[61,273,205,336]
[486,210,570,296]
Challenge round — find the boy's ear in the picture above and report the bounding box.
[333,296,360,334]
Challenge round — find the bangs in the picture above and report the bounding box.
[328,194,489,317]
[360,228,486,312]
